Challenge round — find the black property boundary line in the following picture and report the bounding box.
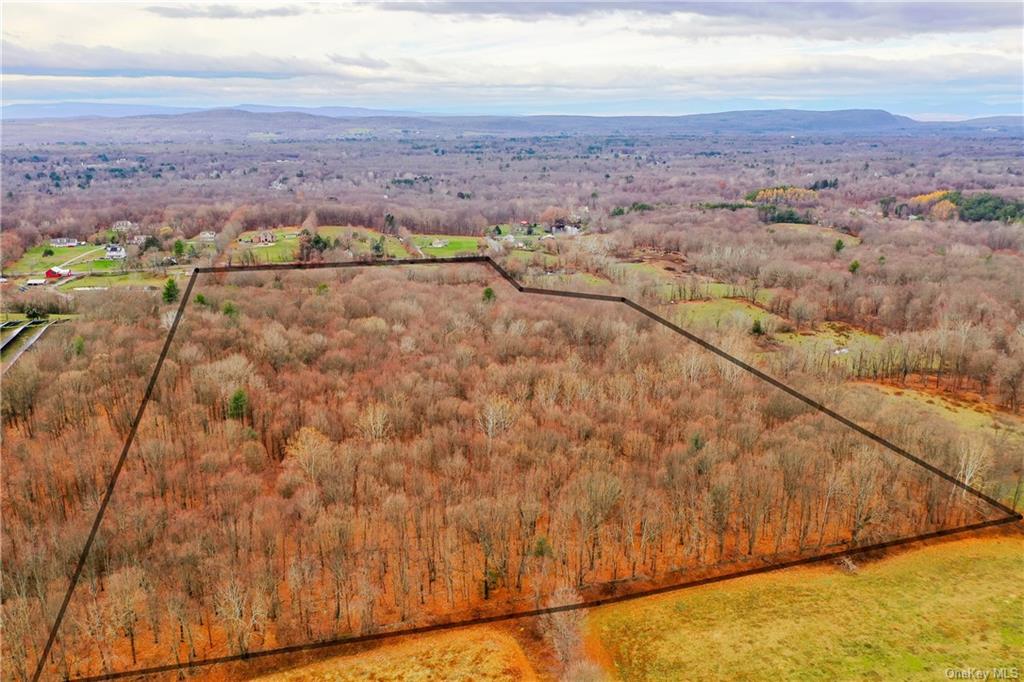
[34,255,1021,682]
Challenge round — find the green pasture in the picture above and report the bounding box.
[588,536,1023,681]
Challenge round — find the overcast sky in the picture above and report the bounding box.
[2,1,1021,119]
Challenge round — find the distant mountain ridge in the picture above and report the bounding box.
[1,102,425,120]
[2,106,1020,144]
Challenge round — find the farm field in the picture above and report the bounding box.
[259,628,538,681]
[586,535,1023,681]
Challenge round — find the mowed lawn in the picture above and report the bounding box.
[231,226,411,261]
[587,536,1023,681]
[7,244,103,274]
[319,226,410,257]
[412,235,483,257]
[259,628,537,681]
[234,228,300,263]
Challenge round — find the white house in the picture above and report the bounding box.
[112,220,137,233]
[50,237,79,248]
[197,231,217,242]
[105,244,127,260]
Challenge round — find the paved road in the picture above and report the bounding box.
[1,321,53,373]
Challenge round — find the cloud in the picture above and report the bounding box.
[1,41,375,81]
[1,2,1018,118]
[145,4,306,19]
[379,1,1023,39]
[328,53,391,70]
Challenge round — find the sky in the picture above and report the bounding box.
[2,1,1022,119]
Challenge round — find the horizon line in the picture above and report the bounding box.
[3,101,1021,123]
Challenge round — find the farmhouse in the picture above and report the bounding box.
[50,237,79,248]
[105,244,127,259]
[254,230,277,244]
[112,220,137,233]
[26,278,47,287]
[197,230,217,242]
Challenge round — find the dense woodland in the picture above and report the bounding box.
[2,267,1002,680]
[1,118,1022,679]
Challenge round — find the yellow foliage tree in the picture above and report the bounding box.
[930,199,959,221]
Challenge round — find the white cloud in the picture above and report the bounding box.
[1,2,1020,116]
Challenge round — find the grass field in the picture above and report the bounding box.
[319,226,410,257]
[6,244,104,274]
[667,297,786,331]
[587,535,1023,681]
[778,321,883,355]
[412,235,483,257]
[259,628,537,681]
[859,382,1024,448]
[526,270,612,292]
[230,226,411,262]
[507,249,558,266]
[234,228,301,263]
[59,272,179,289]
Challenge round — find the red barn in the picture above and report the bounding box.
[45,266,70,278]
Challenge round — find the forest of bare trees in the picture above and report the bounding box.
[2,266,1002,680]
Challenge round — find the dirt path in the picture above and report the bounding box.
[58,247,103,269]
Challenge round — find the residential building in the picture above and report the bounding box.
[105,244,127,260]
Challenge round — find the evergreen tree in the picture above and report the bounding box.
[162,278,179,304]
[228,389,248,420]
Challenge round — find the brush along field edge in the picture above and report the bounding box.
[33,255,1022,682]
